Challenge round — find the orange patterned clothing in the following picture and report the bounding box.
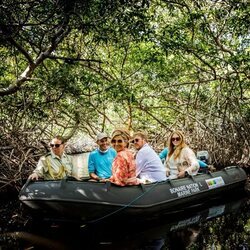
[110,148,139,186]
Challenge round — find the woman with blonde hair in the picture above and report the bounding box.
[166,130,199,179]
[109,129,140,186]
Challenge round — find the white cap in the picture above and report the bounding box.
[96,132,109,141]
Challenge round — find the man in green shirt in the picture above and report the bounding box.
[28,136,73,180]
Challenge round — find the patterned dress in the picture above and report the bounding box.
[110,148,139,186]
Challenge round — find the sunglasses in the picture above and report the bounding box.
[111,139,124,144]
[171,137,181,142]
[50,143,62,148]
[130,138,140,144]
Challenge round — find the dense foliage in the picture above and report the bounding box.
[0,0,249,189]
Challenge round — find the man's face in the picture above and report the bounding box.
[131,136,145,150]
[97,137,110,151]
[49,138,65,157]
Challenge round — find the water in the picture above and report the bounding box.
[0,194,249,249]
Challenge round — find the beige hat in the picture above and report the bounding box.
[96,132,109,141]
[111,129,130,141]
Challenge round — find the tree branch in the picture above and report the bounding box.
[0,23,70,96]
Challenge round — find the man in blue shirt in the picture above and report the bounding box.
[88,132,117,181]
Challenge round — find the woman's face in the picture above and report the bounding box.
[171,133,181,147]
[111,135,127,152]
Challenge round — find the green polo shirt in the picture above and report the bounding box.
[33,151,73,180]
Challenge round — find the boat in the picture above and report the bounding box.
[19,166,247,223]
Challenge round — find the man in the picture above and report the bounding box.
[28,136,73,180]
[131,131,166,183]
[88,132,117,181]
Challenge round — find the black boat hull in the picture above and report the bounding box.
[19,166,247,222]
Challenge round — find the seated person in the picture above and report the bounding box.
[28,136,73,180]
[131,131,167,183]
[88,132,116,181]
[165,130,199,179]
[159,148,208,168]
[109,129,140,186]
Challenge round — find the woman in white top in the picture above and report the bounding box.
[165,130,199,179]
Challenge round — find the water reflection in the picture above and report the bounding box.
[1,195,249,249]
[167,225,200,250]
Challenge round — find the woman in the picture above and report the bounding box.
[109,129,139,186]
[165,130,199,179]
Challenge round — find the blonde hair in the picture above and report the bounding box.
[167,130,187,160]
[132,131,148,142]
[111,129,131,147]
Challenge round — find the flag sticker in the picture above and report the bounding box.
[205,177,225,189]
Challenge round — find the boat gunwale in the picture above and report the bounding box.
[20,179,247,209]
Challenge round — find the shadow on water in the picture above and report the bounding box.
[1,193,250,250]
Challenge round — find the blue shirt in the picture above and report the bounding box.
[158,148,207,168]
[159,148,169,162]
[88,147,117,179]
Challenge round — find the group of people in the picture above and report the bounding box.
[28,129,204,185]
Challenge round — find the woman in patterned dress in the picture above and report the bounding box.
[109,129,140,186]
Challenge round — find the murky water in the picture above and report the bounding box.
[0,193,249,250]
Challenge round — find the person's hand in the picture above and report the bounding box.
[89,173,100,181]
[72,176,81,181]
[28,173,39,180]
[208,165,216,172]
[177,170,186,178]
[88,178,98,182]
[166,169,170,177]
[99,178,110,182]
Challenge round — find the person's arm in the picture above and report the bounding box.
[135,149,146,177]
[110,154,127,186]
[198,160,207,168]
[28,172,39,180]
[159,148,168,160]
[89,172,100,181]
[178,148,199,178]
[28,156,46,180]
[88,152,98,179]
[165,162,170,177]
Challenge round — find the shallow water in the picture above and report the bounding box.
[0,194,249,250]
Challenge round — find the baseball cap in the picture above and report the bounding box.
[96,132,109,141]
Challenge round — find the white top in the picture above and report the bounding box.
[166,146,199,179]
[136,143,167,183]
